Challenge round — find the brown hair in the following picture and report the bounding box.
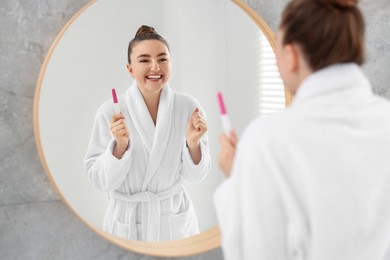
[127,25,170,64]
[280,0,365,71]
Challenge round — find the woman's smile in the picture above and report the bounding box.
[146,74,163,81]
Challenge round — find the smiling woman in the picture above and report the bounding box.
[33,0,288,256]
[84,24,212,242]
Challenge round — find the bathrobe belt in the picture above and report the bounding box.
[108,180,183,241]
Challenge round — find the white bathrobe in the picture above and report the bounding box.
[84,82,211,242]
[214,63,390,260]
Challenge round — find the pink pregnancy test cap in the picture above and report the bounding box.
[112,88,118,103]
[217,92,227,115]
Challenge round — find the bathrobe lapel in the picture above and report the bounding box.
[126,82,174,191]
[141,84,174,191]
[126,82,155,155]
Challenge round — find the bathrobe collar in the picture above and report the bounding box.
[126,82,174,191]
[292,63,373,106]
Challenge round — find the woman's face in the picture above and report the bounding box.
[127,40,171,94]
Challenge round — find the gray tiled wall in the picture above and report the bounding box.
[1,0,389,259]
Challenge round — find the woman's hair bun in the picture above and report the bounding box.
[321,0,358,8]
[135,25,157,37]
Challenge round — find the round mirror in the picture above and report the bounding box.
[34,0,290,256]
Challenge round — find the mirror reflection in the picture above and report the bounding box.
[84,25,212,241]
[36,0,286,243]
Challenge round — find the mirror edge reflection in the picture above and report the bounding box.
[32,0,287,257]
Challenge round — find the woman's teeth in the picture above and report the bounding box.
[146,75,162,79]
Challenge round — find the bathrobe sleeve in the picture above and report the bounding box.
[213,120,289,260]
[180,100,212,183]
[181,134,211,183]
[84,102,133,192]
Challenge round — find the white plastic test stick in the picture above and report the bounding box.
[217,92,232,137]
[112,88,121,114]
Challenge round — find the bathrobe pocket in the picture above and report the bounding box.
[168,192,199,240]
[114,219,137,240]
[114,219,130,239]
[169,207,195,240]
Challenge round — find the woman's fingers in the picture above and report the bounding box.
[112,118,125,127]
[112,121,128,132]
[218,133,235,177]
[192,117,206,125]
[111,114,129,139]
[190,108,207,132]
[219,133,232,149]
[112,113,123,123]
[186,107,208,145]
[193,121,207,132]
[190,108,205,121]
[112,125,126,133]
[228,130,238,146]
[112,119,126,128]
[190,107,199,117]
[193,117,206,127]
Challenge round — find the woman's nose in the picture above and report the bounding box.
[151,60,160,71]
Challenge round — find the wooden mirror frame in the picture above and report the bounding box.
[33,0,291,257]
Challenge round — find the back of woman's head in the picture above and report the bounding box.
[127,25,170,64]
[280,0,365,71]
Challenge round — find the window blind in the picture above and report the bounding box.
[258,33,286,116]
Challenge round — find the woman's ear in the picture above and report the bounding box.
[285,43,300,73]
[126,64,134,77]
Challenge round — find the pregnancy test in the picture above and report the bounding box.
[112,88,120,114]
[217,92,232,137]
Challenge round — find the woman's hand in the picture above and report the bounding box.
[218,130,238,177]
[186,108,207,164]
[111,113,129,159]
[186,108,207,147]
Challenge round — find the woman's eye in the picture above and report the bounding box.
[139,60,149,63]
[159,58,168,62]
